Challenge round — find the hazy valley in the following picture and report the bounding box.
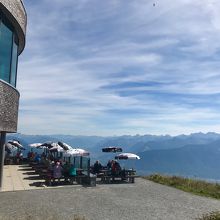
[7,132,220,181]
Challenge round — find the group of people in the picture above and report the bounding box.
[27,151,47,163]
[92,160,122,176]
[28,151,78,185]
[4,150,23,165]
[28,151,127,185]
[15,151,23,164]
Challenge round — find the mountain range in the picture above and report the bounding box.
[6,132,220,181]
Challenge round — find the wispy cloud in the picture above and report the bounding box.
[17,0,220,135]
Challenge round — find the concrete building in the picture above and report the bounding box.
[0,0,27,190]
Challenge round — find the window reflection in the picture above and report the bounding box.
[0,21,13,83]
[10,35,18,87]
[0,12,19,87]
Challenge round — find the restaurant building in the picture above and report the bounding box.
[0,0,27,190]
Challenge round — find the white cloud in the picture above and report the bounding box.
[17,0,220,135]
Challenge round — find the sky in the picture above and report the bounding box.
[17,0,220,136]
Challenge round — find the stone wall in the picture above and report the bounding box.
[0,0,27,54]
[0,80,19,132]
[0,0,26,33]
[0,0,26,132]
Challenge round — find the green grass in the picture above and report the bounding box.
[0,213,86,220]
[73,215,86,220]
[144,174,220,199]
[196,211,220,220]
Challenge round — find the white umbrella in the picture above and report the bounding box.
[29,143,42,148]
[115,153,140,160]
[49,143,64,152]
[6,143,16,149]
[115,153,140,170]
[63,148,90,157]
[58,142,73,151]
[75,148,90,156]
[8,140,25,150]
[102,146,122,153]
[5,143,16,153]
[63,149,81,157]
[40,141,53,148]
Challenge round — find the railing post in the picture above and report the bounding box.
[0,132,6,191]
[87,158,90,176]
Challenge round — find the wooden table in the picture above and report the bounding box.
[98,169,137,183]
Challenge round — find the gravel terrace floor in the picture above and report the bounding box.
[1,176,220,219]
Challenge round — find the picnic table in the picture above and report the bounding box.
[98,168,138,184]
[28,160,96,187]
[38,167,95,186]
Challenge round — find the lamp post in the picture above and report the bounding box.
[0,132,6,190]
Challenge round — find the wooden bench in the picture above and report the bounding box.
[101,174,139,184]
[127,175,139,183]
[41,172,92,186]
[72,174,87,184]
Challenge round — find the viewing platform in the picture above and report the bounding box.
[2,164,45,191]
[1,168,220,220]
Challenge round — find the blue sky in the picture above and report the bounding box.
[17,0,220,136]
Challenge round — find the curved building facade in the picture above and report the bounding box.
[0,0,26,132]
[0,0,27,189]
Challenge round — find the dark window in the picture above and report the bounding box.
[0,12,19,87]
[10,35,18,87]
[0,20,13,83]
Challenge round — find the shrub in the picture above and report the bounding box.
[145,174,220,199]
[197,211,220,220]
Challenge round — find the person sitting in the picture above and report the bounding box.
[27,151,32,161]
[68,164,77,184]
[45,160,54,186]
[34,153,41,164]
[62,161,71,182]
[15,151,23,164]
[41,152,46,160]
[4,150,11,165]
[107,160,112,170]
[106,160,113,175]
[93,160,102,174]
[69,164,77,176]
[111,160,121,177]
[30,151,35,162]
[115,161,121,172]
[53,161,63,184]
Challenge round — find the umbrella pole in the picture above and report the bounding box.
[80,156,82,169]
[0,132,6,191]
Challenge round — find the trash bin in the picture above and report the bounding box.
[81,174,96,187]
[89,174,96,187]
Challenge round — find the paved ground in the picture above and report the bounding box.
[2,164,45,191]
[1,165,220,219]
